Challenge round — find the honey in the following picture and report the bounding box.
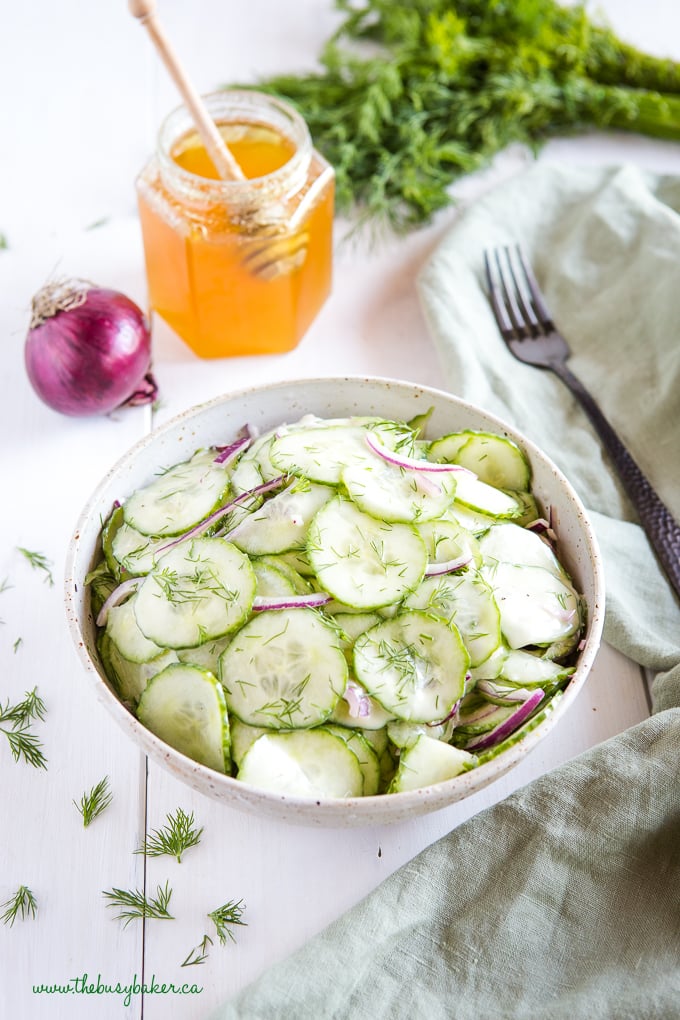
[136,91,335,358]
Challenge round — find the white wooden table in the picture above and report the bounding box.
[0,2,676,1017]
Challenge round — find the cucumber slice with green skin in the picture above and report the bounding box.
[498,648,576,686]
[416,517,481,568]
[229,483,335,556]
[433,431,532,491]
[329,680,395,730]
[230,717,270,768]
[341,455,458,524]
[427,433,471,463]
[219,608,347,729]
[256,555,312,594]
[452,472,522,519]
[123,449,231,537]
[237,729,364,798]
[230,434,280,495]
[474,693,563,765]
[387,717,455,749]
[134,538,256,649]
[273,549,316,578]
[354,610,469,723]
[468,643,508,682]
[137,663,230,773]
[447,504,498,536]
[111,521,169,577]
[403,571,501,667]
[505,490,540,527]
[251,559,297,598]
[307,496,427,610]
[106,597,165,663]
[481,561,580,649]
[269,423,379,485]
[478,523,567,578]
[102,505,126,579]
[333,612,382,662]
[325,725,381,795]
[98,632,178,706]
[388,735,477,793]
[453,692,516,736]
[176,634,232,674]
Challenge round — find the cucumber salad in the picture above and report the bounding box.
[87,412,585,800]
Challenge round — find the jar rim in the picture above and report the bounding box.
[157,89,312,199]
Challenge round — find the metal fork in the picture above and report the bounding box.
[484,243,680,601]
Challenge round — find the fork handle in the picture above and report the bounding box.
[551,361,680,600]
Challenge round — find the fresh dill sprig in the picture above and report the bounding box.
[103,881,174,927]
[17,547,54,587]
[13,637,22,653]
[181,934,213,967]
[0,688,47,769]
[74,776,113,827]
[136,807,203,863]
[208,899,247,945]
[1,885,37,926]
[2,726,47,769]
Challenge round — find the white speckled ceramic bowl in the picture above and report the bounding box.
[65,377,604,827]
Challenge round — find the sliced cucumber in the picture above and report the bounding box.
[433,431,531,491]
[329,680,395,730]
[403,570,501,667]
[98,632,178,706]
[230,717,270,768]
[333,612,382,662]
[86,560,118,617]
[454,692,516,736]
[102,505,126,579]
[219,608,347,729]
[341,455,458,524]
[481,561,580,649]
[134,538,256,649]
[353,610,469,723]
[106,597,165,663]
[325,725,381,796]
[416,517,480,568]
[136,663,230,773]
[452,472,522,519]
[498,648,575,686]
[251,559,297,598]
[474,693,564,765]
[123,449,230,537]
[478,522,566,578]
[387,717,455,749]
[269,423,376,485]
[230,483,334,556]
[111,521,168,577]
[176,634,232,674]
[307,496,427,610]
[256,555,312,593]
[388,735,477,792]
[237,729,364,798]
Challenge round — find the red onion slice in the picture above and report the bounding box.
[252,593,332,611]
[213,427,254,465]
[475,681,534,703]
[343,680,371,719]
[365,432,475,476]
[424,554,472,576]
[463,689,544,752]
[96,577,140,628]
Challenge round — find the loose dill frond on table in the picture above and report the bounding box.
[1,885,37,926]
[246,0,680,230]
[0,687,47,769]
[17,547,54,587]
[208,899,247,945]
[136,807,203,863]
[181,934,213,967]
[74,776,113,827]
[103,881,174,927]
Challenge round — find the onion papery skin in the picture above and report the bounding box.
[25,287,152,417]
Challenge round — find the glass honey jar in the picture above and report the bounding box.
[136,90,335,358]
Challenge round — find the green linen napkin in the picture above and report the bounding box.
[211,163,680,1020]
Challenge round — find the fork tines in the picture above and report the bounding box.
[484,244,555,341]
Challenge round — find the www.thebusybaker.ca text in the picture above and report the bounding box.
[33,973,203,1008]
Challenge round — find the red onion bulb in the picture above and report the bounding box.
[25,279,156,417]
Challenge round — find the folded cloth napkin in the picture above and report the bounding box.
[210,163,680,1020]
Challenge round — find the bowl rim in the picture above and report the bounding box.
[64,375,605,823]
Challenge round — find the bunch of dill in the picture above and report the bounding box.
[249,0,680,230]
